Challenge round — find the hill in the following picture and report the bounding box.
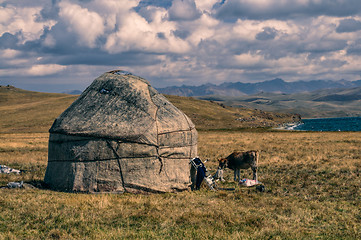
[0,85,77,133]
[157,78,361,96]
[198,87,361,118]
[164,95,300,130]
[0,86,300,133]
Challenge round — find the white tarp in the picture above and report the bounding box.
[0,165,21,174]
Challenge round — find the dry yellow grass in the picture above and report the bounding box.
[0,86,359,239]
[0,131,360,239]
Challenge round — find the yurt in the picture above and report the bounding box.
[44,70,198,193]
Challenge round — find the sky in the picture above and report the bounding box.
[1,0,361,93]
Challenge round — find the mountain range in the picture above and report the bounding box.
[62,90,83,95]
[157,78,361,96]
[198,86,361,118]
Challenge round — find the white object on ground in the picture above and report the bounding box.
[7,181,24,188]
[0,165,21,174]
[204,175,217,191]
[239,178,262,187]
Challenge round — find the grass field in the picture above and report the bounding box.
[0,86,360,239]
[1,131,360,239]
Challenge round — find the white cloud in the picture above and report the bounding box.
[234,52,265,67]
[185,13,219,45]
[27,64,67,76]
[88,0,141,31]
[58,1,104,48]
[194,0,219,12]
[168,0,201,21]
[104,9,190,54]
[0,49,21,58]
[0,5,55,42]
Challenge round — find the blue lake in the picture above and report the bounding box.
[289,117,361,131]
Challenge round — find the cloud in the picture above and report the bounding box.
[27,64,67,76]
[103,7,191,54]
[256,27,278,40]
[0,32,19,49]
[0,63,66,77]
[336,18,361,33]
[194,0,218,12]
[1,0,361,93]
[168,0,201,21]
[215,0,361,20]
[346,39,361,55]
[0,4,56,42]
[58,1,104,47]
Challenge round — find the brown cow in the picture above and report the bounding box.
[218,150,259,182]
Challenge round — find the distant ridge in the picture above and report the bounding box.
[157,78,361,96]
[198,86,361,118]
[62,90,82,95]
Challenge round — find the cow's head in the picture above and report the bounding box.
[218,158,227,169]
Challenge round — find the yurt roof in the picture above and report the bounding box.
[49,70,195,146]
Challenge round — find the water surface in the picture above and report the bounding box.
[290,117,361,131]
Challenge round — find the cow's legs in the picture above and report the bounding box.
[234,169,240,182]
[251,166,257,181]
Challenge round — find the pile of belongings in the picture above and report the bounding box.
[190,157,217,191]
[0,165,21,174]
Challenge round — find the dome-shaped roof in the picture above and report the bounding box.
[50,70,195,144]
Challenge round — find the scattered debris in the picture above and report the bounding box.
[7,181,23,188]
[0,165,21,174]
[1,181,39,189]
[239,178,265,192]
[239,178,262,187]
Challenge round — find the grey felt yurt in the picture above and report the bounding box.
[44,70,197,193]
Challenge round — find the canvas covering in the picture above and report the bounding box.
[44,71,197,193]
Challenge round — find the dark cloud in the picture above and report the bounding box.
[38,0,59,21]
[215,0,361,20]
[319,59,347,68]
[346,39,361,55]
[54,52,163,67]
[336,18,361,33]
[157,32,166,39]
[0,0,49,8]
[302,39,348,54]
[172,29,190,39]
[136,0,173,10]
[0,32,20,49]
[256,27,278,41]
[19,22,81,55]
